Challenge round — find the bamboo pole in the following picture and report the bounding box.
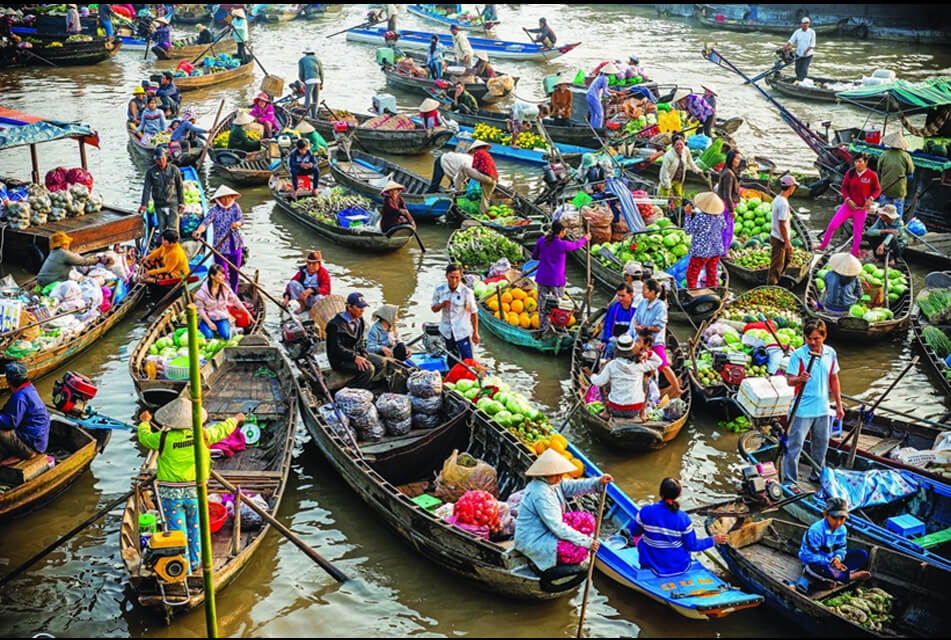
[576,484,608,638]
[187,303,218,638]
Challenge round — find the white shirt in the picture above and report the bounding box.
[770,194,791,242]
[589,352,662,407]
[385,4,398,18]
[788,27,816,57]
[453,31,474,64]
[432,282,477,341]
[658,145,702,190]
[439,152,476,190]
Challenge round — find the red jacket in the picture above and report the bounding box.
[287,265,331,297]
[471,148,498,180]
[841,168,881,206]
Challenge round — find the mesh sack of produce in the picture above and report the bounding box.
[410,393,443,415]
[433,449,499,502]
[356,406,385,442]
[385,416,413,437]
[44,166,69,192]
[407,369,443,398]
[412,411,443,430]
[65,167,94,191]
[334,387,384,438]
[556,511,596,565]
[375,392,412,422]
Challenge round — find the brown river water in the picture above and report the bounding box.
[1,4,950,637]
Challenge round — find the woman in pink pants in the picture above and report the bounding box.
[818,153,881,257]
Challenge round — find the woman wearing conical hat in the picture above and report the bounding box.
[193,185,246,293]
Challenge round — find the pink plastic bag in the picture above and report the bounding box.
[584,385,602,404]
[444,515,491,539]
[66,167,94,190]
[557,511,596,565]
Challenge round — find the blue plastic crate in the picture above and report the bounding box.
[406,353,449,373]
[885,514,926,538]
[336,207,371,228]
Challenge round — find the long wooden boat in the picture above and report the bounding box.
[166,60,255,92]
[301,4,344,19]
[381,63,517,105]
[297,361,593,600]
[0,414,111,520]
[119,340,299,618]
[765,72,865,104]
[572,307,692,451]
[452,183,547,248]
[438,107,605,148]
[0,280,145,392]
[438,123,592,167]
[804,253,913,340]
[737,426,951,572]
[151,32,237,60]
[723,201,816,287]
[694,10,847,36]
[171,4,212,24]
[0,34,122,68]
[911,285,951,399]
[299,105,452,155]
[904,233,951,270]
[706,517,951,637]
[129,282,267,408]
[269,173,415,252]
[126,127,205,167]
[346,27,581,62]
[406,4,498,32]
[206,105,293,183]
[329,149,453,221]
[563,444,763,618]
[258,4,303,22]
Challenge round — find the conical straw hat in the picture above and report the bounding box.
[694,192,725,215]
[210,184,241,202]
[154,397,208,431]
[526,448,577,477]
[828,253,862,277]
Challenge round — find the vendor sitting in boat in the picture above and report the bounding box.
[514,449,611,575]
[367,304,411,360]
[288,138,320,200]
[380,181,416,233]
[472,50,496,80]
[821,252,863,314]
[0,363,50,461]
[588,333,660,422]
[600,283,638,359]
[282,251,331,313]
[38,232,110,287]
[800,498,871,585]
[156,71,181,118]
[326,292,384,389]
[629,478,728,577]
[249,92,278,139]
[170,108,207,154]
[419,98,444,130]
[142,229,188,285]
[549,77,573,126]
[136,96,167,138]
[195,264,245,340]
[295,120,328,153]
[228,111,261,153]
[450,81,479,115]
[196,23,215,45]
[866,204,905,263]
[128,85,147,128]
[525,16,556,48]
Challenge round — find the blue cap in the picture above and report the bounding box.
[346,292,369,308]
[4,362,27,381]
[153,146,168,159]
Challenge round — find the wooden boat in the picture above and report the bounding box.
[301,4,344,19]
[695,9,847,35]
[329,150,453,221]
[765,73,866,104]
[119,340,299,618]
[381,63,517,105]
[706,517,951,637]
[904,233,951,270]
[299,105,454,155]
[269,172,415,252]
[911,285,951,399]
[150,32,236,60]
[737,426,951,572]
[346,27,581,62]
[804,253,913,340]
[564,445,763,618]
[437,123,592,167]
[297,362,592,600]
[452,183,547,248]
[126,126,205,167]
[439,107,605,148]
[171,4,212,24]
[0,279,145,392]
[477,295,576,355]
[129,281,267,408]
[206,105,294,184]
[258,4,303,22]
[688,286,806,409]
[0,414,111,520]
[165,60,255,92]
[571,307,692,451]
[0,34,122,68]
[406,4,499,32]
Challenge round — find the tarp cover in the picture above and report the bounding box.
[837,77,951,112]
[820,466,919,510]
[849,141,951,172]
[0,107,99,150]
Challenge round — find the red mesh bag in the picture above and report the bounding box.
[66,167,94,191]
[45,167,68,192]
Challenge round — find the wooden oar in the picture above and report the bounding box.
[189,24,233,65]
[210,469,347,582]
[839,394,950,429]
[195,98,225,170]
[576,483,608,639]
[325,14,382,39]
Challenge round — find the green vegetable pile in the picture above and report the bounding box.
[448,226,523,270]
[586,401,605,415]
[293,190,372,227]
[444,377,554,445]
[737,287,801,311]
[822,586,894,632]
[718,415,752,433]
[918,288,951,323]
[923,326,951,360]
[590,218,689,273]
[728,247,812,271]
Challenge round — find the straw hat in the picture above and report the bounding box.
[671,87,692,103]
[600,62,620,75]
[623,260,643,277]
[882,131,909,150]
[878,204,899,220]
[380,180,405,195]
[693,192,725,215]
[475,50,489,62]
[232,8,246,18]
[829,252,862,277]
[419,97,441,112]
[155,16,169,25]
[296,120,315,134]
[525,448,577,477]
[233,111,254,126]
[555,76,573,87]
[197,24,207,31]
[468,139,491,152]
[255,92,271,103]
[210,185,241,203]
[615,334,635,356]
[701,85,718,96]
[154,397,208,431]
[49,231,73,249]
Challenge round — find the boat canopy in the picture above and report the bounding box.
[837,77,951,114]
[850,141,951,172]
[0,107,100,150]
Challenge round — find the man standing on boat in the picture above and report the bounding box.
[298,49,324,120]
[385,4,399,33]
[450,24,474,68]
[230,8,250,64]
[140,148,185,236]
[98,3,114,37]
[66,4,81,36]
[784,16,816,82]
[876,132,915,218]
[0,363,50,461]
[431,263,479,362]
[768,175,798,285]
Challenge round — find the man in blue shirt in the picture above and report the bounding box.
[0,363,50,460]
[600,283,637,358]
[288,138,319,200]
[156,72,181,118]
[799,498,871,583]
[784,319,844,484]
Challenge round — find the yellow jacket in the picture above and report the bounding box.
[146,243,189,279]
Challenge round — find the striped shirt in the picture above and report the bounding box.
[631,501,715,577]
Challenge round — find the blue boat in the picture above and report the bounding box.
[346,27,580,62]
[143,165,213,278]
[739,428,951,572]
[328,150,452,221]
[567,442,764,619]
[406,4,499,33]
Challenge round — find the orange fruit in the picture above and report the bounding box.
[570,459,585,478]
[507,312,520,326]
[501,291,513,304]
[486,297,499,311]
[533,440,547,455]
[519,312,532,329]
[511,288,527,301]
[550,433,568,450]
[493,311,501,319]
[510,299,524,314]
[568,314,576,327]
[502,302,511,314]
[525,298,537,312]
[531,314,540,329]
[549,438,567,454]
[528,288,538,300]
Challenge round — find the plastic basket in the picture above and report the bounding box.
[165,356,192,381]
[411,494,443,511]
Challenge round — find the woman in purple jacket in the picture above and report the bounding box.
[531,220,588,331]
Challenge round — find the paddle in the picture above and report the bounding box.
[189,22,234,65]
[195,98,225,170]
[22,49,59,67]
[843,355,919,469]
[209,469,347,582]
[325,12,382,39]
[687,489,815,517]
[584,218,593,319]
[776,350,821,482]
[576,483,607,639]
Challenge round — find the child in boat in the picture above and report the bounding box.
[799,498,872,584]
[589,333,660,421]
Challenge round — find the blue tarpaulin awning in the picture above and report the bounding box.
[0,107,99,150]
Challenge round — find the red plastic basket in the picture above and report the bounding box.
[209,502,228,533]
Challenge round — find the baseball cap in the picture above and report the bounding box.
[780,174,800,187]
[801,16,811,23]
[346,292,369,308]
[825,497,848,518]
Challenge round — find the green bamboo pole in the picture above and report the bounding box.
[187,303,218,637]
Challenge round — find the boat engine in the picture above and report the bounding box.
[421,322,444,356]
[740,463,784,505]
[280,319,313,361]
[144,530,189,583]
[541,295,574,330]
[52,372,98,417]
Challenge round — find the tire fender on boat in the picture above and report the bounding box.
[683,293,722,319]
[384,223,416,238]
[538,564,588,593]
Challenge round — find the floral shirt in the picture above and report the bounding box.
[200,203,244,254]
[684,211,727,258]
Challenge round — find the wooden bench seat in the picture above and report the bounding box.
[0,453,48,485]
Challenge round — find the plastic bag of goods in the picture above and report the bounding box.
[44,167,69,192]
[433,449,499,502]
[375,393,412,421]
[488,75,515,97]
[510,101,539,122]
[453,489,502,531]
[407,369,442,398]
[611,219,628,243]
[412,411,443,430]
[65,167,94,191]
[318,403,356,442]
[4,201,31,230]
[335,387,385,441]
[410,393,443,415]
[556,511,596,565]
[383,416,412,437]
